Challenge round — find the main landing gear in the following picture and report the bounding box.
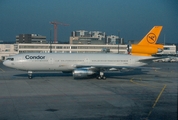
[28,71,33,79]
[96,71,106,80]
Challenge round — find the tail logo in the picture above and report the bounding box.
[147,33,156,44]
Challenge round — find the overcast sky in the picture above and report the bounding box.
[0,0,178,43]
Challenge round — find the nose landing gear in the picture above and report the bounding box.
[28,71,33,79]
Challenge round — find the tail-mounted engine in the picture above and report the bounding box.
[127,44,163,55]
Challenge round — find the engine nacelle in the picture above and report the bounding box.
[127,44,163,55]
[72,68,97,78]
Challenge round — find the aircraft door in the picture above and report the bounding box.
[16,57,24,69]
[129,58,137,65]
[129,58,133,64]
[17,57,23,64]
[84,58,90,63]
[48,58,54,64]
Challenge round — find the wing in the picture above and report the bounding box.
[75,64,140,72]
[138,57,160,63]
[74,57,160,71]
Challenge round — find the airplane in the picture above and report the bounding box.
[3,26,163,79]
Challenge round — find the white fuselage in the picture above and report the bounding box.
[3,53,152,71]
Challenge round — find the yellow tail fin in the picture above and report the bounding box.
[138,26,163,45]
[130,26,164,56]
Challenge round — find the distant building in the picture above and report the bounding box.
[0,43,128,60]
[16,34,47,44]
[157,45,177,55]
[106,35,119,45]
[106,35,124,45]
[0,43,177,61]
[0,44,18,60]
[70,30,106,44]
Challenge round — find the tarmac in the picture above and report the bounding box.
[0,62,177,120]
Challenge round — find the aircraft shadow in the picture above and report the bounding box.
[105,69,148,79]
[14,72,73,78]
[14,69,148,79]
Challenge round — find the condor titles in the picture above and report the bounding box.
[25,55,45,60]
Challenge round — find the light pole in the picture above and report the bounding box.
[118,30,120,54]
[50,28,52,53]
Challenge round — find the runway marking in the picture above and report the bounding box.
[147,84,167,119]
[0,68,5,72]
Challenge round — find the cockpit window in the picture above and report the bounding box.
[6,58,14,61]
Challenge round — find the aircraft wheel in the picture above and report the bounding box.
[102,76,106,80]
[97,76,102,80]
[28,76,32,79]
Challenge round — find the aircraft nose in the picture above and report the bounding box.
[3,61,7,66]
[3,61,9,67]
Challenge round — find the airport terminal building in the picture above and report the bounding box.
[0,43,177,61]
[0,44,128,60]
[16,34,47,44]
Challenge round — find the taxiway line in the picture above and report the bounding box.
[0,68,5,72]
[152,84,167,108]
[147,84,167,119]
[130,78,167,119]
[130,78,158,88]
